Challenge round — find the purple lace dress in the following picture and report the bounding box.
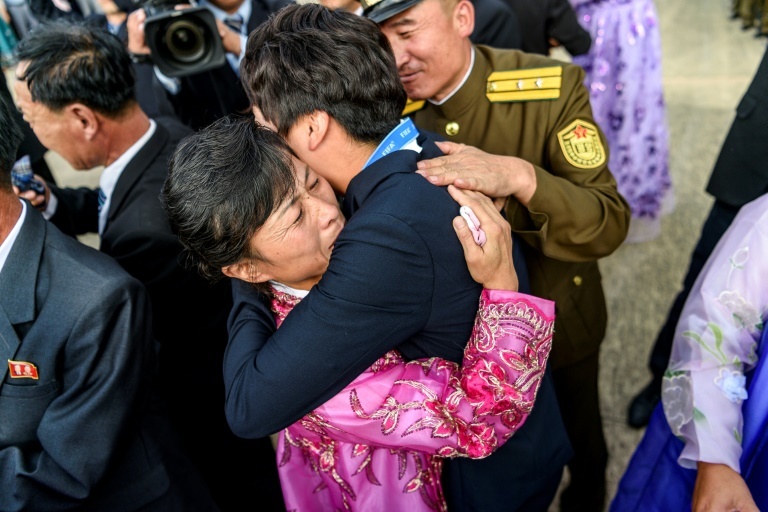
[569,0,673,243]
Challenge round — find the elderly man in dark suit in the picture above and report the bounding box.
[0,89,217,511]
[13,21,284,512]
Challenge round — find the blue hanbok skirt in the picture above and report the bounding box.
[611,326,768,510]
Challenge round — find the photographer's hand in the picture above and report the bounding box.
[216,19,244,56]
[126,8,151,55]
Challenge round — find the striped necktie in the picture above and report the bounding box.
[224,14,244,34]
[97,187,106,213]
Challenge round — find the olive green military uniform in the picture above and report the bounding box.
[738,0,768,33]
[408,45,630,511]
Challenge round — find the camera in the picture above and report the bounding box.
[140,0,226,77]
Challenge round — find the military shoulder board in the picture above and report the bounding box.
[486,66,563,103]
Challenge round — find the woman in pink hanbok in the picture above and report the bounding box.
[270,277,553,512]
[163,119,556,512]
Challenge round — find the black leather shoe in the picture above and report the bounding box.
[627,381,661,428]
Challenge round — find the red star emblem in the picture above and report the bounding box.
[572,125,588,138]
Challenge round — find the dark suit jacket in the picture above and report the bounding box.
[504,0,591,56]
[471,0,522,50]
[47,118,284,511]
[0,206,201,511]
[706,46,768,207]
[225,133,571,511]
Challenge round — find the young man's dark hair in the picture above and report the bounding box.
[241,3,407,143]
[16,20,135,116]
[163,115,297,287]
[0,95,23,189]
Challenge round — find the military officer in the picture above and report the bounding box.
[364,0,631,509]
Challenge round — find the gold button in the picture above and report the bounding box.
[487,82,497,92]
[445,122,460,136]
[573,275,583,286]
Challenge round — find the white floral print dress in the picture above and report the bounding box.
[662,193,768,472]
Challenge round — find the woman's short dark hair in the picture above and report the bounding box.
[241,3,407,144]
[162,115,297,290]
[0,95,23,191]
[15,20,135,117]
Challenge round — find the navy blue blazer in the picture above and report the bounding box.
[226,134,482,434]
[0,206,216,511]
[226,133,572,510]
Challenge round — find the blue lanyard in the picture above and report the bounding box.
[363,118,420,168]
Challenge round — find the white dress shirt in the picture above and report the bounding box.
[0,200,26,275]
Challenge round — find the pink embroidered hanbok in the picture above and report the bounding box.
[270,285,555,512]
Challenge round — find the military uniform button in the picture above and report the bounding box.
[445,122,460,136]
[573,275,583,286]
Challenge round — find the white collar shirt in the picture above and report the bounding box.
[0,200,26,276]
[98,120,157,235]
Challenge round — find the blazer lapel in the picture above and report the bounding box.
[0,206,44,387]
[107,124,170,224]
[0,304,20,388]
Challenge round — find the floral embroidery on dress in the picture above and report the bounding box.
[722,245,764,333]
[661,373,694,436]
[660,197,768,473]
[271,288,554,511]
[719,290,763,333]
[714,368,748,404]
[348,296,553,460]
[271,290,303,328]
[670,244,764,412]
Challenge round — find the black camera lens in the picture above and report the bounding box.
[164,19,205,63]
[144,6,226,77]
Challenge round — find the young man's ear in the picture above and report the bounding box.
[222,260,271,284]
[306,110,331,152]
[286,111,330,155]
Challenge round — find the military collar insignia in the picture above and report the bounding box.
[557,120,607,169]
[486,66,563,103]
[401,98,426,116]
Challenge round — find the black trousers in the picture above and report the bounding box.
[552,351,607,512]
